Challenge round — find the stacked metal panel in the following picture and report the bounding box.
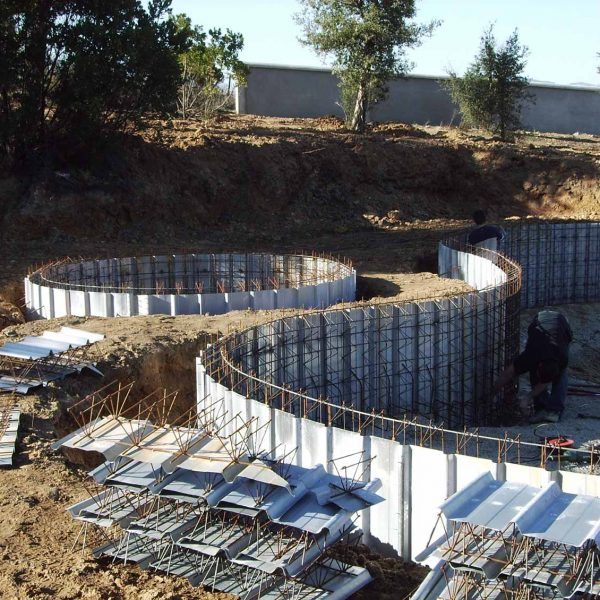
[0,399,20,466]
[54,415,381,600]
[0,326,104,393]
[413,472,600,599]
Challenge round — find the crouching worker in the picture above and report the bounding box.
[495,310,573,424]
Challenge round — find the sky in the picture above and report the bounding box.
[170,0,600,87]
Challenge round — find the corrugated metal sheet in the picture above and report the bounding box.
[0,403,20,467]
[414,472,600,599]
[0,327,104,393]
[57,415,380,599]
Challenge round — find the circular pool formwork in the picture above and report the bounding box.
[25,252,356,319]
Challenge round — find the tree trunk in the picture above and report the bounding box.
[350,82,368,133]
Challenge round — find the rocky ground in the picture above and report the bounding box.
[1,115,600,599]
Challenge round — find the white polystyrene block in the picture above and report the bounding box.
[251,290,276,311]
[89,291,108,317]
[53,288,70,317]
[170,294,199,315]
[275,287,298,308]
[226,291,251,311]
[112,292,132,317]
[40,286,54,319]
[69,290,89,316]
[298,285,316,308]
[315,282,330,308]
[148,295,170,315]
[198,293,228,315]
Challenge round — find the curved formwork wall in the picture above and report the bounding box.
[195,223,600,561]
[25,253,355,319]
[440,221,600,308]
[502,221,600,307]
[211,243,520,430]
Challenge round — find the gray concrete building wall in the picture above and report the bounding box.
[238,64,600,135]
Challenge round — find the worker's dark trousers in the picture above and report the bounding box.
[530,369,568,414]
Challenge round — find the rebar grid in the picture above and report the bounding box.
[199,237,600,468]
[28,252,353,296]
[202,239,521,428]
[502,221,600,308]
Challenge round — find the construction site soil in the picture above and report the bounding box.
[1,115,600,599]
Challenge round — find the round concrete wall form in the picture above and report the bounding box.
[440,221,600,308]
[25,253,356,319]
[201,242,521,430]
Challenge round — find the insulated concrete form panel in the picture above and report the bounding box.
[198,293,228,315]
[40,285,54,319]
[169,294,199,315]
[275,287,298,308]
[454,455,497,491]
[147,295,170,315]
[26,284,40,319]
[272,408,298,460]
[559,470,600,497]
[69,290,89,317]
[89,291,109,317]
[298,285,317,309]
[410,445,451,561]
[368,436,404,552]
[226,292,251,312]
[112,293,133,317]
[343,273,356,302]
[52,288,70,318]
[28,253,355,318]
[251,290,276,311]
[315,282,330,308]
[500,221,600,308]
[503,462,555,487]
[298,418,327,470]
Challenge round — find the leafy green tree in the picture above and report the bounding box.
[0,0,186,164]
[296,0,439,132]
[444,26,532,140]
[173,14,248,119]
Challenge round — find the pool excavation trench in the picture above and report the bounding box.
[195,221,600,562]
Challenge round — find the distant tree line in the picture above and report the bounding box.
[297,0,536,140]
[0,0,246,167]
